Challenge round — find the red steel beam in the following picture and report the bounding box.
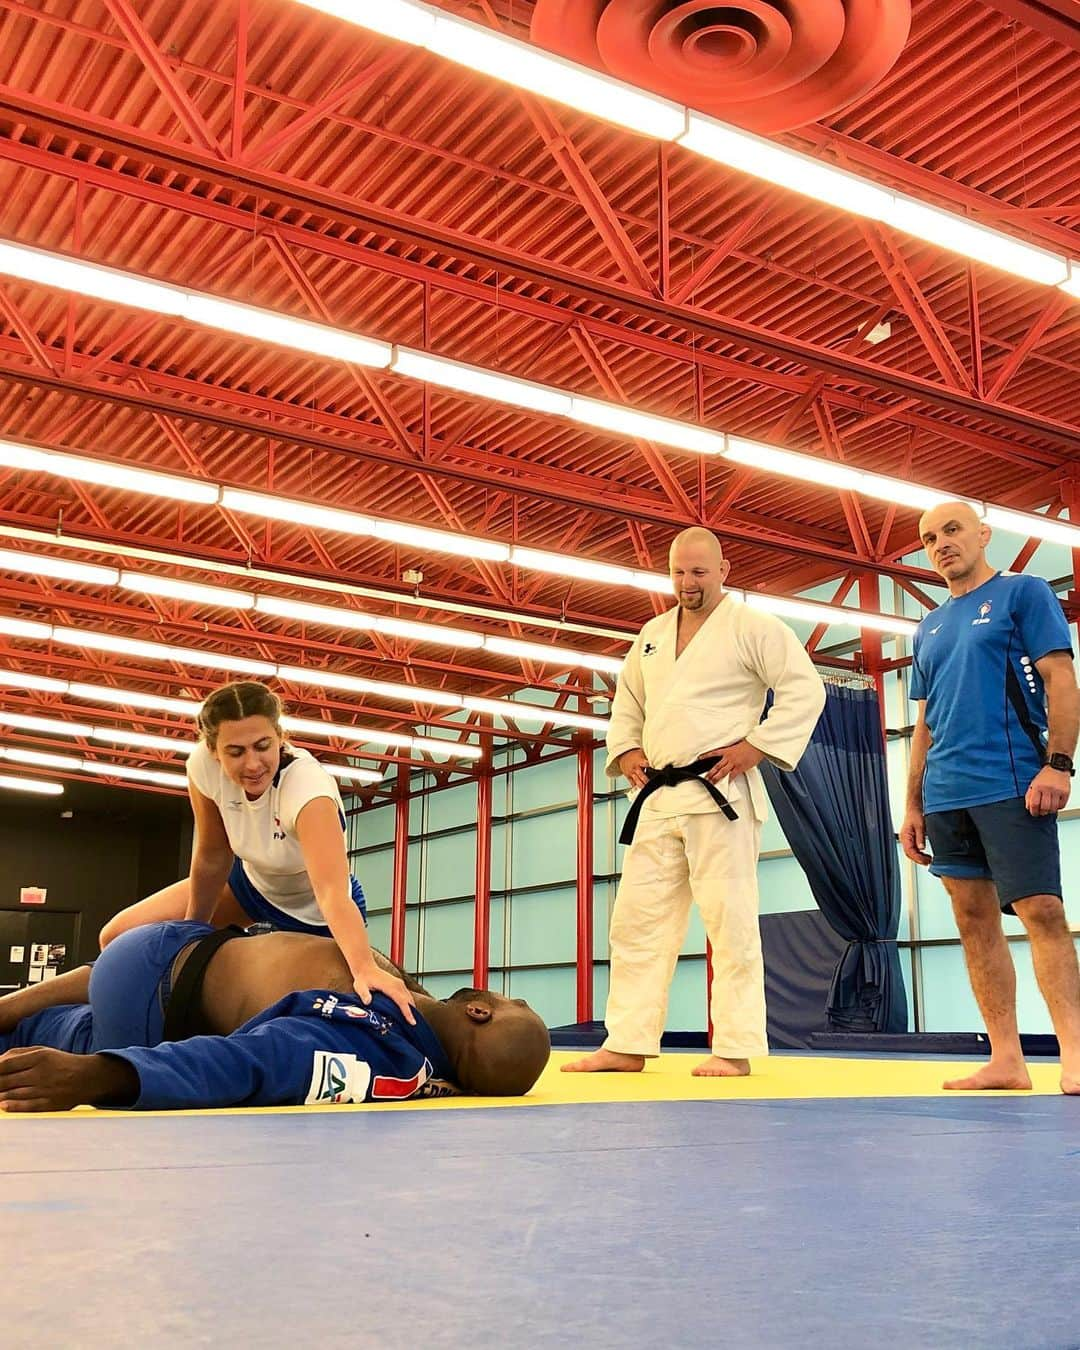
[390,763,410,967]
[0,135,1068,475]
[473,764,493,989]
[575,730,595,1023]
[0,91,1075,450]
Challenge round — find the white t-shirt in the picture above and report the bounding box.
[186,741,346,927]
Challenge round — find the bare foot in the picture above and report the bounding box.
[691,1055,750,1078]
[560,1049,645,1073]
[943,1062,1031,1091]
[1061,1070,1080,1095]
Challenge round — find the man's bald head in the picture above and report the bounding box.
[669,528,730,618]
[918,499,992,591]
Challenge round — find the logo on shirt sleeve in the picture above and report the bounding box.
[972,601,992,626]
[305,1052,372,1104]
[643,642,657,655]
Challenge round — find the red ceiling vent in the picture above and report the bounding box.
[530,1,912,133]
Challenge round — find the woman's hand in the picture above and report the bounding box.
[352,965,417,1025]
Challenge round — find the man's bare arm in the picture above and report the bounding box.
[0,966,92,1034]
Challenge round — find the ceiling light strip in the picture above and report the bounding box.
[292,1,1078,289]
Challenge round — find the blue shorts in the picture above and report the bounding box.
[0,1004,94,1055]
[89,920,217,1051]
[228,858,367,933]
[925,797,1062,914]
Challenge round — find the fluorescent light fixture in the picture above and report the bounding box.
[392,349,572,416]
[427,12,686,140]
[411,734,483,760]
[120,571,255,609]
[298,0,436,44]
[725,438,865,493]
[91,727,196,754]
[329,676,464,709]
[856,474,978,514]
[68,683,201,716]
[255,595,377,631]
[221,488,377,538]
[0,772,63,795]
[0,746,82,770]
[0,670,68,693]
[0,616,52,639]
[0,709,95,736]
[883,198,1069,285]
[0,239,189,315]
[276,665,383,697]
[742,592,917,636]
[630,571,674,594]
[183,294,393,369]
[50,626,278,677]
[463,694,608,731]
[372,518,511,563]
[0,547,119,585]
[78,760,188,788]
[677,116,894,220]
[321,762,384,785]
[375,613,486,648]
[983,506,1080,549]
[0,438,219,504]
[569,397,726,456]
[510,546,635,588]
[484,635,623,675]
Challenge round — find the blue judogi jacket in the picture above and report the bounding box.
[103,990,457,1111]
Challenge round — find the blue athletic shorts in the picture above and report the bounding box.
[89,920,216,1051]
[227,859,367,932]
[924,797,1062,914]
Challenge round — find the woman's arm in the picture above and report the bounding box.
[294,797,415,1023]
[184,783,235,923]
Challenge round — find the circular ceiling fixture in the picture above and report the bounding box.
[530,1,912,134]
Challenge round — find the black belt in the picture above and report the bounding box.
[618,757,739,846]
[162,926,245,1042]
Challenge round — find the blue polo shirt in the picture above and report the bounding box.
[909,572,1073,813]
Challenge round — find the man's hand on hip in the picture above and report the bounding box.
[618,748,650,790]
[1026,767,1071,817]
[702,740,765,783]
[900,808,931,865]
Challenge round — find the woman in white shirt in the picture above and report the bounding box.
[99,681,413,1019]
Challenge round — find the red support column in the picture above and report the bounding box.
[575,735,595,1023]
[473,768,493,990]
[390,763,409,968]
[859,573,888,746]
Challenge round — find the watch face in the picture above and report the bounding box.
[1049,753,1074,774]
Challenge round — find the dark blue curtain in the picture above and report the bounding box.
[759,683,907,1033]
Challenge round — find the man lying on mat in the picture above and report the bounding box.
[0,921,550,1112]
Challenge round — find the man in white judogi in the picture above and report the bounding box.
[565,528,825,1077]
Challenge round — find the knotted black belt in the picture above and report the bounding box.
[162,926,245,1041]
[618,756,739,846]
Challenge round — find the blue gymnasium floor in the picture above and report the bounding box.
[3,1057,1079,1349]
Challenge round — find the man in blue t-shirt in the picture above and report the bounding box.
[900,500,1080,1095]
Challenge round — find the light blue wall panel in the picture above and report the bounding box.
[420,973,466,1000]
[511,755,576,812]
[510,810,576,889]
[366,912,391,954]
[354,846,394,916]
[918,941,1080,1035]
[421,900,474,974]
[667,956,707,1031]
[424,831,477,902]
[508,888,577,966]
[506,967,575,1027]
[425,782,482,832]
[758,855,816,914]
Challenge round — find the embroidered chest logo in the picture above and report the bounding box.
[643,642,657,656]
[272,813,286,841]
[972,601,992,627]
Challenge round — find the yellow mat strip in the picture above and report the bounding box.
[1,1051,1068,1120]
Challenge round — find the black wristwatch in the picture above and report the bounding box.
[1047,752,1075,777]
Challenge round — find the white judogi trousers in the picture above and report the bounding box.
[602,806,766,1060]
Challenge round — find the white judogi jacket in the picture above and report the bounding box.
[605,595,826,822]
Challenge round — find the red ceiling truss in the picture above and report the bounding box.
[0,0,1074,804]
